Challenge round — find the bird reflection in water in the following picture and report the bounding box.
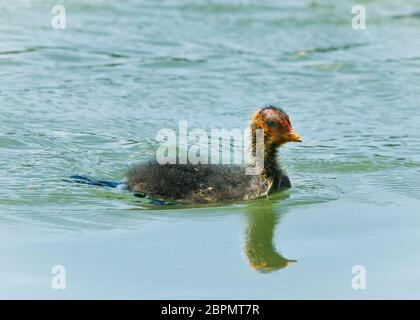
[244,198,297,273]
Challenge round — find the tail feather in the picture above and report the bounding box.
[65,175,172,205]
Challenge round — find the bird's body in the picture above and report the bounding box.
[126,161,291,203]
[126,106,301,204]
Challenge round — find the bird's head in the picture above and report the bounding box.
[251,106,301,146]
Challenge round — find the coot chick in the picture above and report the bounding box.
[127,106,301,203]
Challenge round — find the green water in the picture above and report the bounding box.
[1,0,420,299]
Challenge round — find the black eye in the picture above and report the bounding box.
[266,121,277,128]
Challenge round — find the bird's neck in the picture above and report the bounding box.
[262,143,280,179]
[249,124,281,181]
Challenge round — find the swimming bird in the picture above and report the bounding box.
[126,106,301,203]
